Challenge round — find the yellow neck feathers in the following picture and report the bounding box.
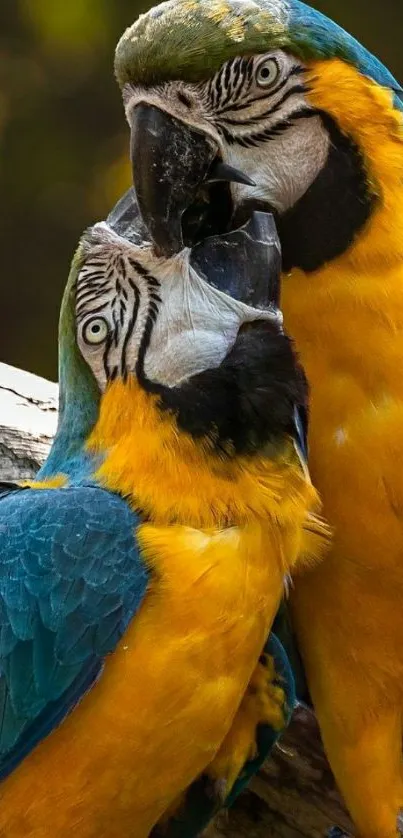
[283,60,403,383]
[306,58,403,271]
[281,61,403,521]
[86,377,321,557]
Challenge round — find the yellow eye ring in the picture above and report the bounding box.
[82,316,109,345]
[255,57,280,88]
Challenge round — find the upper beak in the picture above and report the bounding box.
[130,103,255,256]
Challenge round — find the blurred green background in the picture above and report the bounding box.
[1,0,402,381]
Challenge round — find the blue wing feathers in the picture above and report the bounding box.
[0,481,297,814]
[0,484,149,776]
[0,660,103,781]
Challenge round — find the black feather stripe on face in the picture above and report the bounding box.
[202,55,315,146]
[276,111,378,272]
[76,246,162,386]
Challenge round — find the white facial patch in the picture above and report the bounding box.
[227,113,330,214]
[76,223,281,391]
[143,252,280,386]
[123,48,329,217]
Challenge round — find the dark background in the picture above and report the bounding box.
[1,0,402,381]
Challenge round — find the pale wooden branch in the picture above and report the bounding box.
[0,362,354,837]
[0,363,57,480]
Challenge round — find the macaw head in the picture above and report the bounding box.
[41,200,307,479]
[114,0,402,272]
[74,212,281,394]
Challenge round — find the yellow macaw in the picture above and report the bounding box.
[0,209,326,836]
[111,0,403,834]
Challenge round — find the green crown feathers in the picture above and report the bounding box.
[115,0,402,102]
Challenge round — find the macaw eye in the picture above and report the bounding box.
[82,316,109,345]
[255,57,280,88]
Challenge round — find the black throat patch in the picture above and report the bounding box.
[138,321,307,456]
[276,111,378,273]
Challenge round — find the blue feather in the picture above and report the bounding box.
[287,0,403,108]
[0,484,149,778]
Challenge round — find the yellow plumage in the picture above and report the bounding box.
[283,59,403,838]
[21,475,68,489]
[87,376,319,536]
[0,378,327,836]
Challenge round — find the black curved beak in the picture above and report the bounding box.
[130,104,255,256]
[191,211,282,309]
[106,185,281,308]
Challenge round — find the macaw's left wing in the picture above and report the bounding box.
[225,634,296,800]
[0,484,148,780]
[273,404,314,708]
[157,634,295,838]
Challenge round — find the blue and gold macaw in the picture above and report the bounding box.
[111,2,403,835]
[0,205,326,836]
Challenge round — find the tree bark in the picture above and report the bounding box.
[0,362,354,837]
[0,362,58,480]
